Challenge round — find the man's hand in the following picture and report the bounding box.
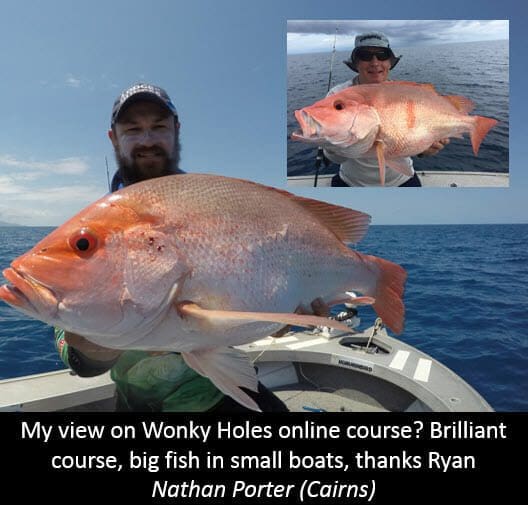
[308,297,331,317]
[269,297,332,338]
[419,138,450,157]
[64,332,123,363]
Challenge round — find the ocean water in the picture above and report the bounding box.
[287,40,509,177]
[0,224,526,411]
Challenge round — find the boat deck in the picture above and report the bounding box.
[239,326,491,412]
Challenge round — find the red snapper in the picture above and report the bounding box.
[0,174,406,410]
[292,81,498,185]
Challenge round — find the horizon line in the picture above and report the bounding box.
[287,38,509,56]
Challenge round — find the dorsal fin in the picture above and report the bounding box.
[232,178,371,244]
[291,195,371,243]
[266,188,371,243]
[382,81,438,93]
[445,95,475,113]
[420,82,437,93]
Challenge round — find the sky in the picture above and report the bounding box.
[287,20,509,54]
[0,0,525,226]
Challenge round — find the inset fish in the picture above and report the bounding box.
[292,81,498,184]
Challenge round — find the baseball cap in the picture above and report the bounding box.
[343,32,401,72]
[111,83,178,126]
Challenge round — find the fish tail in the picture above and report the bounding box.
[360,253,407,334]
[470,116,498,155]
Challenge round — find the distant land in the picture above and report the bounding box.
[0,220,21,226]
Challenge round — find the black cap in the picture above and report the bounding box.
[111,83,178,126]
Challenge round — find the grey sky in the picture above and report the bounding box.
[287,20,509,54]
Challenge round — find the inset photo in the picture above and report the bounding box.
[287,20,509,187]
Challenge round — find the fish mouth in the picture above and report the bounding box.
[292,110,323,141]
[0,267,58,318]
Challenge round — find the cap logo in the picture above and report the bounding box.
[119,84,162,102]
[111,83,177,126]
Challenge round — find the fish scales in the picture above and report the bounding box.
[123,176,361,312]
[354,83,471,156]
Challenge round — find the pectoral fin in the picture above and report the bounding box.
[325,295,376,307]
[385,157,414,177]
[176,302,351,332]
[182,347,261,411]
[374,140,386,186]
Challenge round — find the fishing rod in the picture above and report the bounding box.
[105,156,111,192]
[314,27,338,187]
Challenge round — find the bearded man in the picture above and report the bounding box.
[55,83,288,412]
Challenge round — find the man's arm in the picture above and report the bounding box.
[55,328,122,377]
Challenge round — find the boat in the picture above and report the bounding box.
[287,171,509,188]
[0,312,492,412]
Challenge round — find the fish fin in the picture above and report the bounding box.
[176,301,351,333]
[289,196,371,244]
[420,83,437,93]
[325,295,376,307]
[181,348,261,411]
[384,81,438,93]
[360,253,407,334]
[470,116,498,155]
[385,157,414,177]
[375,140,386,185]
[291,131,305,141]
[235,180,371,244]
[445,95,475,113]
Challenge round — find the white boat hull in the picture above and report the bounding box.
[288,171,509,188]
[0,325,492,412]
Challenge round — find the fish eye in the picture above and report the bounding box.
[68,229,99,256]
[334,100,345,111]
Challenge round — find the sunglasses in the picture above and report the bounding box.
[355,49,392,62]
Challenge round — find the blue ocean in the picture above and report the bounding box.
[0,224,526,411]
[287,40,509,177]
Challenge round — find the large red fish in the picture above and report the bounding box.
[0,174,406,410]
[292,81,498,184]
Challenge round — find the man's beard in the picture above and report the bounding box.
[114,134,182,186]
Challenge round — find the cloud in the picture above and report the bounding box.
[0,155,89,175]
[6,185,104,204]
[0,152,107,225]
[0,175,24,195]
[287,20,461,37]
[66,74,81,88]
[287,20,509,54]
[0,184,106,225]
[0,203,56,223]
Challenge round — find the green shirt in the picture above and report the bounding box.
[54,328,224,411]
